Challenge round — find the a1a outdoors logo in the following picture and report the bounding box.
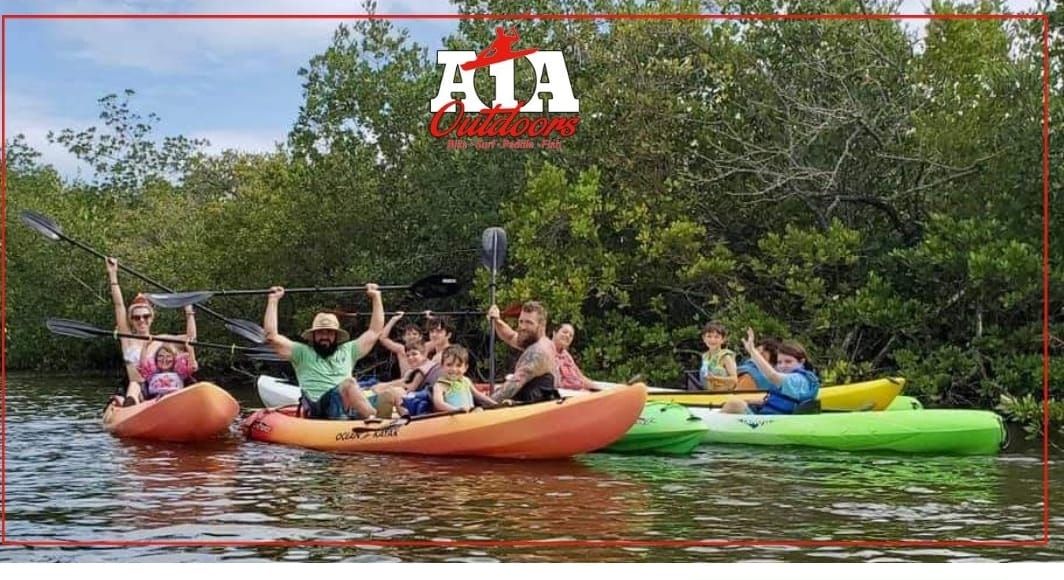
[429,27,580,148]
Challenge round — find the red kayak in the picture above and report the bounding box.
[103,382,239,442]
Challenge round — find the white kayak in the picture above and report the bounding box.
[256,375,387,408]
[260,377,658,406]
[257,375,300,407]
[589,381,676,394]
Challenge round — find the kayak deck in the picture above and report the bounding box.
[691,407,1005,455]
[603,401,708,455]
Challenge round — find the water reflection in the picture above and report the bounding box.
[227,451,652,542]
[1,373,1059,561]
[108,439,245,535]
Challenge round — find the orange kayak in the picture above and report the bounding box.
[243,383,648,459]
[103,382,240,442]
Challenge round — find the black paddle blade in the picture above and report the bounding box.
[46,318,104,339]
[226,319,268,344]
[146,291,214,308]
[246,347,284,362]
[19,210,63,241]
[410,274,462,299]
[480,227,508,272]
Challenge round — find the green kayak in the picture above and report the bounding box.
[603,402,709,455]
[887,395,924,411]
[690,407,1005,455]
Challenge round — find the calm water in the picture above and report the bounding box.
[1,373,1060,562]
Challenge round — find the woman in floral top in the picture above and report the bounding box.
[552,323,597,390]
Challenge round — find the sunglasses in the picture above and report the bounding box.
[131,314,153,321]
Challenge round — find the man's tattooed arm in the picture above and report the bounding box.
[494,343,549,400]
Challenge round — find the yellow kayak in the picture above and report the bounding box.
[646,377,905,411]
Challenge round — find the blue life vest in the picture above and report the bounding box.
[759,368,821,415]
[403,390,434,416]
[399,364,442,416]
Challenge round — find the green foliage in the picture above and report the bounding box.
[6,0,1060,419]
[46,90,209,194]
[998,393,1064,442]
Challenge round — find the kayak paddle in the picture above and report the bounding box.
[145,273,462,308]
[19,210,249,329]
[46,318,284,362]
[327,309,507,318]
[481,227,507,388]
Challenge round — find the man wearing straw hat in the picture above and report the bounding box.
[263,283,398,419]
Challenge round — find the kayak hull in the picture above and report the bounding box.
[103,382,239,442]
[603,402,708,455]
[243,383,648,459]
[691,407,1005,455]
[646,377,905,411]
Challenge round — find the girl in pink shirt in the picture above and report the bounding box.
[136,344,197,400]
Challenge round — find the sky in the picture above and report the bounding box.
[0,0,1047,180]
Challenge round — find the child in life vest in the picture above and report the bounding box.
[432,345,497,412]
[735,337,780,391]
[137,344,197,400]
[722,329,820,415]
[700,321,738,391]
[381,339,442,416]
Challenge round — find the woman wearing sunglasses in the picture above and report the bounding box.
[106,257,196,406]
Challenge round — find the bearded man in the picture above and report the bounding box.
[263,284,398,419]
[486,301,560,404]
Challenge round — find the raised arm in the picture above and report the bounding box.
[742,328,784,386]
[378,312,406,355]
[183,305,197,342]
[264,286,295,360]
[487,304,520,349]
[105,257,131,335]
[354,283,384,356]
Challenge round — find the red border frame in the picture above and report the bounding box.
[0,11,1051,551]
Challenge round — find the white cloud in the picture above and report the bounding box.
[5,89,96,179]
[894,0,1048,47]
[6,95,288,179]
[29,0,457,74]
[6,90,288,169]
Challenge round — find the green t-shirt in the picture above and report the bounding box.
[289,341,362,399]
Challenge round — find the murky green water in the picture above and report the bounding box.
[1,373,1060,562]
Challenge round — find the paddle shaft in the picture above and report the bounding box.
[395,404,512,425]
[488,243,498,388]
[340,310,484,317]
[46,225,236,326]
[198,283,416,297]
[72,327,267,354]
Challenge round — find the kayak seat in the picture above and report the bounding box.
[792,399,821,415]
[683,370,702,391]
